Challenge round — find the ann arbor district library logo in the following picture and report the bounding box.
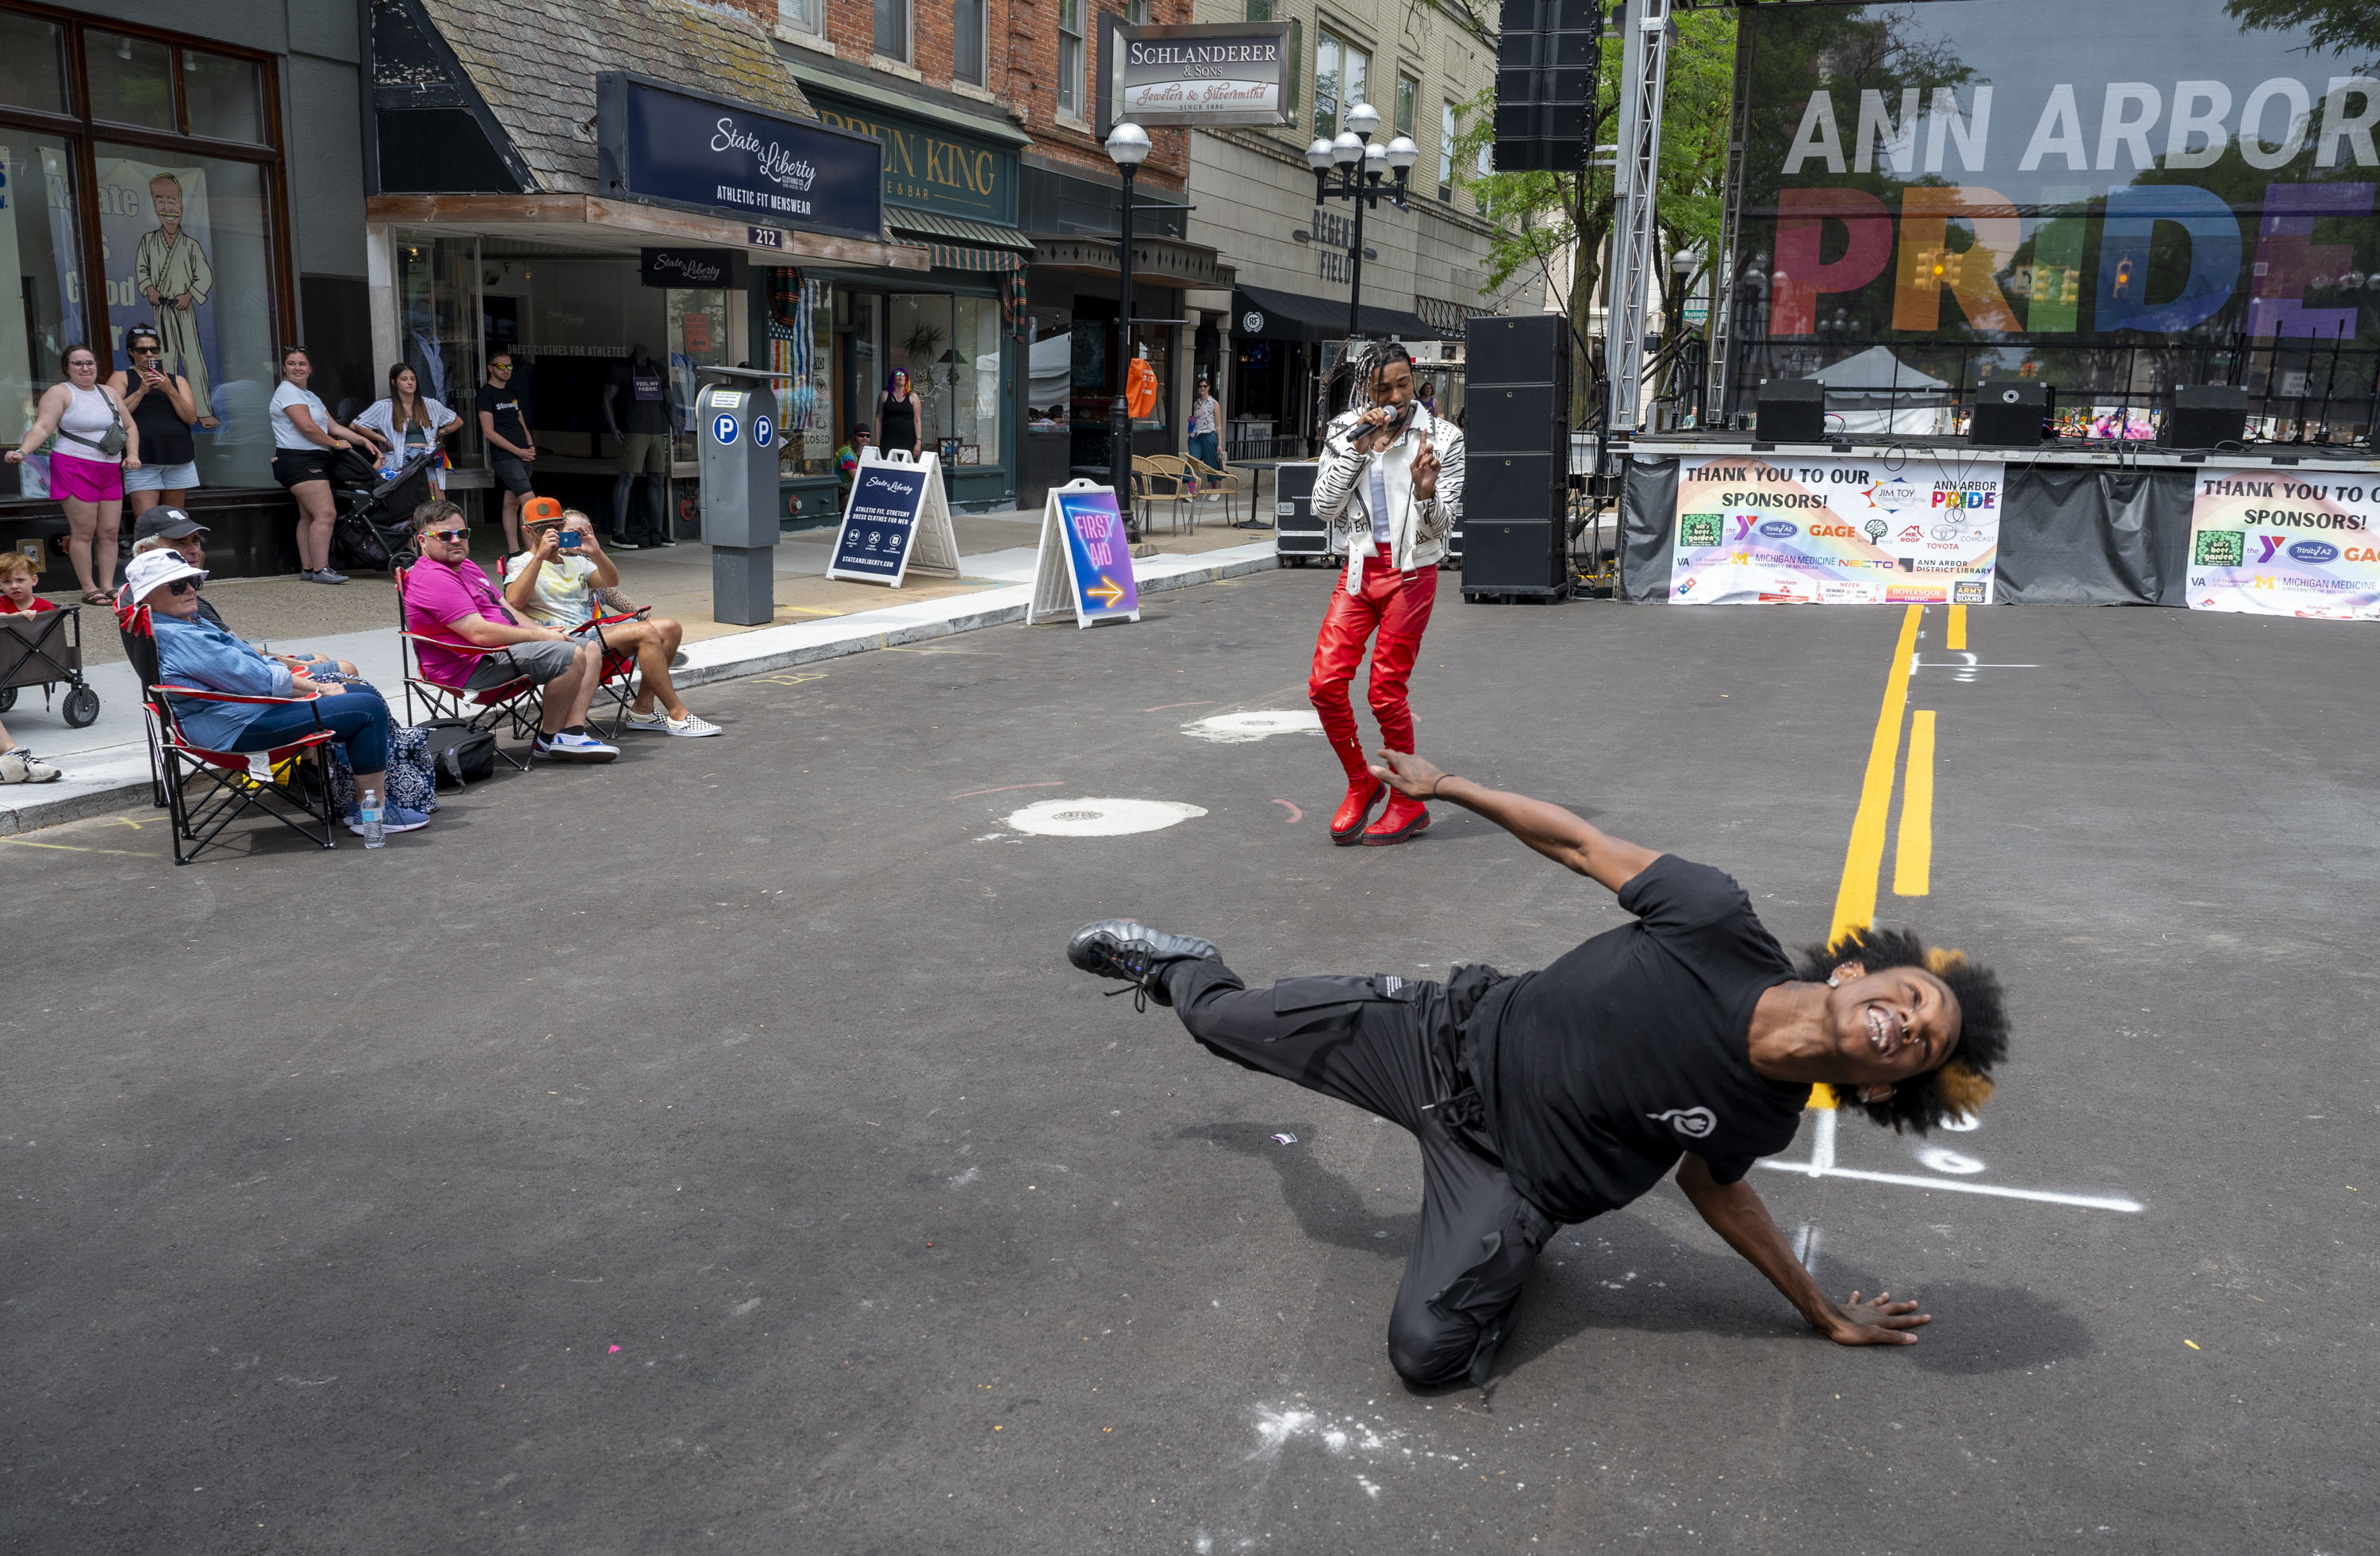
[1681,513,1723,547]
[2194,530,2245,567]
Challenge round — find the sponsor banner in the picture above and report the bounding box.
[2185,469,2380,620]
[1669,453,2002,605]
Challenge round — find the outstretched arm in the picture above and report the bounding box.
[1368,749,1660,894]
[1674,1154,1930,1346]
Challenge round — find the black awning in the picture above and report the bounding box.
[1232,283,1438,343]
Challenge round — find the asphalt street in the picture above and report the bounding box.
[3,570,2374,1554]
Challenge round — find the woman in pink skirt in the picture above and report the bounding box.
[6,344,141,603]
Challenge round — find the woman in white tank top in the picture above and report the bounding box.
[5,344,141,602]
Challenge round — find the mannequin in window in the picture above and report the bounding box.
[604,344,673,548]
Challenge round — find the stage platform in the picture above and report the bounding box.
[1615,432,2380,473]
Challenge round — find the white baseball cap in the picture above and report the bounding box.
[122,547,208,603]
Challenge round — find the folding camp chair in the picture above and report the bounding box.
[394,559,547,770]
[493,553,650,740]
[120,603,338,866]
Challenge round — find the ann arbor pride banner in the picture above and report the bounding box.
[2186,469,2380,619]
[1670,454,2002,605]
[1739,1,2380,350]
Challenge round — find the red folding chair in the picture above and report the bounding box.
[493,553,648,740]
[394,559,547,770]
[120,603,339,866]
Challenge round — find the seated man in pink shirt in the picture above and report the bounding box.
[400,500,616,762]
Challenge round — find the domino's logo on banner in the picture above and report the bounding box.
[754,415,775,449]
[712,412,739,445]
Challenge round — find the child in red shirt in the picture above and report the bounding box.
[0,551,59,614]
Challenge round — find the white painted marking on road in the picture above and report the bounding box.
[1183,710,1322,743]
[1763,1108,2141,1211]
[1917,1146,1987,1175]
[1004,797,1207,836]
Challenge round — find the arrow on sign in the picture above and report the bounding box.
[1086,576,1127,608]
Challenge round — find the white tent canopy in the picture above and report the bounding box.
[1802,346,1956,433]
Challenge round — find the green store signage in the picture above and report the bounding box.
[810,99,1018,225]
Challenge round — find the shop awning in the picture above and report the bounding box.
[885,208,1036,273]
[1232,283,1436,344]
[363,193,928,270]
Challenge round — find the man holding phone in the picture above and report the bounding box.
[1307,340,1464,847]
[505,505,720,737]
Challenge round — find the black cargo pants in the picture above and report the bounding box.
[1161,956,1559,1389]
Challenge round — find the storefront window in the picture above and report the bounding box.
[770,270,835,477]
[1130,321,1171,433]
[951,296,1000,467]
[0,13,287,499]
[666,286,729,461]
[397,234,482,466]
[0,13,64,114]
[1027,311,1069,428]
[0,133,84,496]
[85,31,174,131]
[185,51,263,144]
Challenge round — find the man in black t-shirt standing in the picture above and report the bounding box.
[478,354,536,554]
[1070,749,2008,1389]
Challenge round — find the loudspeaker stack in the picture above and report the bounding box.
[2159,384,2248,448]
[1462,313,1572,601]
[1969,381,2054,446]
[1492,0,1600,174]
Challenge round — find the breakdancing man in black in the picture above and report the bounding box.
[1069,749,2006,1389]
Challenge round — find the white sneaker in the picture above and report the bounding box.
[662,711,721,738]
[534,729,620,763]
[0,747,60,783]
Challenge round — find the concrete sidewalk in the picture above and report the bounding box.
[0,528,1280,836]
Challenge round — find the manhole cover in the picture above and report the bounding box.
[1004,797,1208,837]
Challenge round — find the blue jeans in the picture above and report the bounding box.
[1188,431,1220,470]
[229,686,392,775]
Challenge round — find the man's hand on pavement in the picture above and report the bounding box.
[1821,1290,1929,1345]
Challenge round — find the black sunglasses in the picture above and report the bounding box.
[165,578,199,597]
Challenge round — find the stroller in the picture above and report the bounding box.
[0,601,99,728]
[330,448,438,574]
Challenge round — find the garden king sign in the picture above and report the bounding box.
[1114,23,1294,128]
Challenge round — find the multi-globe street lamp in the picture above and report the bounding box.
[1303,103,1420,340]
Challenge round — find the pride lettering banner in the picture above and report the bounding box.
[2185,468,2380,619]
[1670,454,2003,605]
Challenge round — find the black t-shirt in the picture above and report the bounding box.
[1470,855,1808,1224]
[611,358,670,435]
[482,381,530,453]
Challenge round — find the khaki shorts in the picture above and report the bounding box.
[618,432,670,474]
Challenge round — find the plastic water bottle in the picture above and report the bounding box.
[359,786,386,849]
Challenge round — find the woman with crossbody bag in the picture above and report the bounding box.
[5,344,141,603]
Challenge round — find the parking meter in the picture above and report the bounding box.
[696,366,786,625]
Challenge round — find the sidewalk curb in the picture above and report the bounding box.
[670,548,1276,689]
[0,550,1280,836]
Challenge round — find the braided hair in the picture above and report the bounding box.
[1339,339,1415,408]
[1795,927,2009,1134]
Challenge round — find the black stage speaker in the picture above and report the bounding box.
[1464,312,1572,599]
[2160,384,2248,448]
[1970,381,2054,445]
[1755,378,1825,443]
[1272,460,1330,564]
[1493,0,1599,173]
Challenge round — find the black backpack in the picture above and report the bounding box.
[419,717,498,786]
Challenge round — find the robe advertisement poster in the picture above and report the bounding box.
[1669,453,2003,605]
[98,156,222,425]
[1737,0,2380,383]
[2185,467,2380,619]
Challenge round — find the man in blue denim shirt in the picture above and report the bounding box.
[129,550,428,836]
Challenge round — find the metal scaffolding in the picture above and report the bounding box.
[1604,0,1673,436]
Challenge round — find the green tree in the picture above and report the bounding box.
[2224,0,2380,69]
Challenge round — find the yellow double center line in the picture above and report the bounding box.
[1828,603,1960,942]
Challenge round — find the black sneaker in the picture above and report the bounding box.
[1067,920,1219,1009]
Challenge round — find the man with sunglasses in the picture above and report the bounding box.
[401,501,616,762]
[478,355,537,554]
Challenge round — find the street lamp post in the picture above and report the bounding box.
[1304,104,1419,341]
[1105,121,1151,536]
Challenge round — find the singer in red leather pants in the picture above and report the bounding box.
[1309,561,1437,840]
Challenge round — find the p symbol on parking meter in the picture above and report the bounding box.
[754,415,775,449]
[712,411,739,445]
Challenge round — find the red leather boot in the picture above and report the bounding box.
[1361,789,1430,846]
[1330,778,1387,844]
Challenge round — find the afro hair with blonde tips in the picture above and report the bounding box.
[1795,925,2009,1135]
